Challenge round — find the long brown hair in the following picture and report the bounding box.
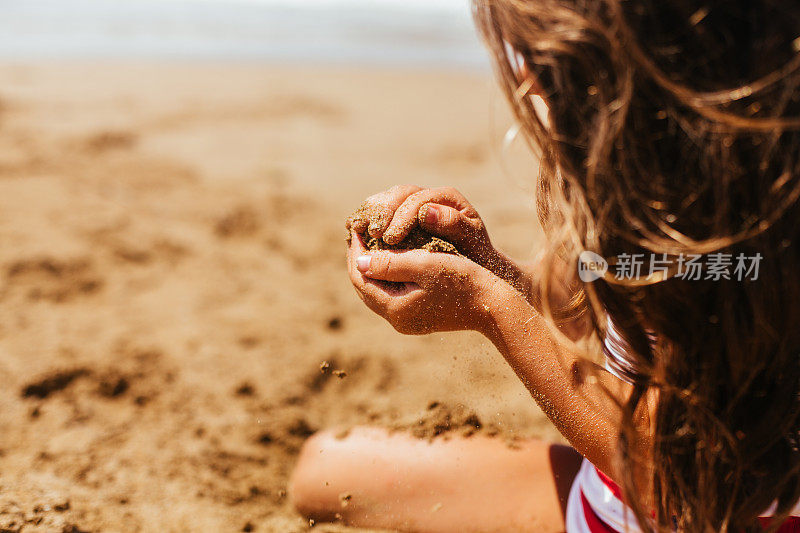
[474,1,800,531]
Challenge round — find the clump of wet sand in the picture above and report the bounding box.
[347,200,462,256]
[351,227,464,291]
[363,227,461,256]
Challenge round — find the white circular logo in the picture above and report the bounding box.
[578,251,608,282]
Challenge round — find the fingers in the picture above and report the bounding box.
[383,187,479,245]
[346,233,392,313]
[347,229,367,255]
[355,249,433,283]
[346,232,415,315]
[417,203,484,247]
[345,184,423,237]
[346,228,481,334]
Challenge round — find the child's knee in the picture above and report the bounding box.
[289,430,336,517]
[290,427,401,520]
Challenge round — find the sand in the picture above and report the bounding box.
[357,227,462,292]
[0,62,557,532]
[362,228,461,256]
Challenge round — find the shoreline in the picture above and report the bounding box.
[0,0,487,71]
[0,57,491,74]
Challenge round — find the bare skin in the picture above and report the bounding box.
[290,185,646,531]
[290,428,583,533]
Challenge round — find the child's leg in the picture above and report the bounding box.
[290,427,583,532]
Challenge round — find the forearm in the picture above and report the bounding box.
[478,249,537,302]
[484,248,589,339]
[474,274,640,480]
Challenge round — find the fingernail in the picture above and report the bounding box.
[356,255,372,272]
[423,204,439,225]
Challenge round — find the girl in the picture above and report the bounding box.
[291,1,800,531]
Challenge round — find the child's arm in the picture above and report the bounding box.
[474,272,651,482]
[351,233,646,482]
[347,186,584,330]
[347,186,651,484]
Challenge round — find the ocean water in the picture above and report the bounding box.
[0,0,488,69]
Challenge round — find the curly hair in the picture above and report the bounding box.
[473,1,800,531]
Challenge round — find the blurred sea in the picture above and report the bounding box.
[0,0,487,69]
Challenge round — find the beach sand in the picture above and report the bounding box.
[0,62,558,532]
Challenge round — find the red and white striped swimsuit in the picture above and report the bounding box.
[565,319,800,532]
[565,459,800,532]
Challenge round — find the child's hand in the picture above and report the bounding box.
[346,185,531,298]
[346,230,497,335]
[346,185,495,265]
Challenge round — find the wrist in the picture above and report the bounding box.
[467,266,515,339]
[479,249,534,301]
